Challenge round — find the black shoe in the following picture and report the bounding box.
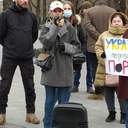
[120,112,126,124]
[105,111,116,122]
[71,86,79,93]
[87,87,94,94]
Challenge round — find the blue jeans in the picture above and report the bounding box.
[73,64,82,87]
[125,100,128,128]
[86,52,94,90]
[43,86,71,128]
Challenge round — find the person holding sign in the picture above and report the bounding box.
[117,29,128,128]
[39,1,80,128]
[95,12,128,123]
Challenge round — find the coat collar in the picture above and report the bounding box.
[58,23,68,38]
[10,2,28,13]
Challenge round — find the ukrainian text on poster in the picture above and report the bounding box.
[105,37,128,76]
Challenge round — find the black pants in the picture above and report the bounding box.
[0,57,36,113]
[104,86,126,113]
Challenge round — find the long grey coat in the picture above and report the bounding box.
[39,20,80,87]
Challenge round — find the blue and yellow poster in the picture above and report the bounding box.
[105,37,128,76]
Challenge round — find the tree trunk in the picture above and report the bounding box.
[125,0,128,15]
[42,0,47,23]
[3,0,12,10]
[36,0,41,24]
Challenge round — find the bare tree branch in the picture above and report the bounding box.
[3,0,12,10]
[29,0,37,9]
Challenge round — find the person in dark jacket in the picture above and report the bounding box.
[80,1,94,94]
[0,0,40,125]
[39,1,80,128]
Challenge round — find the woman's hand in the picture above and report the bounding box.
[54,16,64,27]
[101,52,106,58]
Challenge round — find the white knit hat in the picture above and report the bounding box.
[50,1,64,11]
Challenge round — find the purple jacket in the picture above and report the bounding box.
[117,77,128,100]
[117,30,128,100]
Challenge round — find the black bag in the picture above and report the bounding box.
[35,54,54,72]
[52,102,88,128]
[73,52,86,64]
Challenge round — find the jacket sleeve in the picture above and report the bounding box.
[95,34,105,66]
[63,27,81,55]
[39,23,59,50]
[77,24,87,53]
[31,13,38,43]
[0,12,7,45]
[84,11,100,41]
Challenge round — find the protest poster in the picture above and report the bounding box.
[105,37,128,76]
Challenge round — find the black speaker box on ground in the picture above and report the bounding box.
[52,102,88,128]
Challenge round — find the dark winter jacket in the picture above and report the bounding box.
[0,3,38,59]
[39,20,80,87]
[73,15,87,70]
[77,22,87,54]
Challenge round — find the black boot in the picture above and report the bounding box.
[120,112,126,124]
[105,111,116,122]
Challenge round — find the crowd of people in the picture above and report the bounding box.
[0,0,128,128]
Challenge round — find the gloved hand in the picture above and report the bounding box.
[53,16,62,26]
[57,42,65,52]
[101,52,106,58]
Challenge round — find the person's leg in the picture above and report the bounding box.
[87,52,101,98]
[57,87,71,104]
[88,86,104,100]
[116,90,126,124]
[0,59,17,112]
[118,99,126,124]
[72,64,82,92]
[0,58,17,124]
[86,52,93,93]
[95,86,104,95]
[104,86,116,122]
[91,53,98,84]
[19,59,40,124]
[87,52,98,93]
[74,64,82,88]
[43,86,57,128]
[19,59,36,113]
[125,99,128,128]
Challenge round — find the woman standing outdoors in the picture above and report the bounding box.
[63,1,88,93]
[95,12,128,124]
[39,1,80,128]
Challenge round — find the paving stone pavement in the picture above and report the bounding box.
[0,63,124,128]
[0,44,125,128]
